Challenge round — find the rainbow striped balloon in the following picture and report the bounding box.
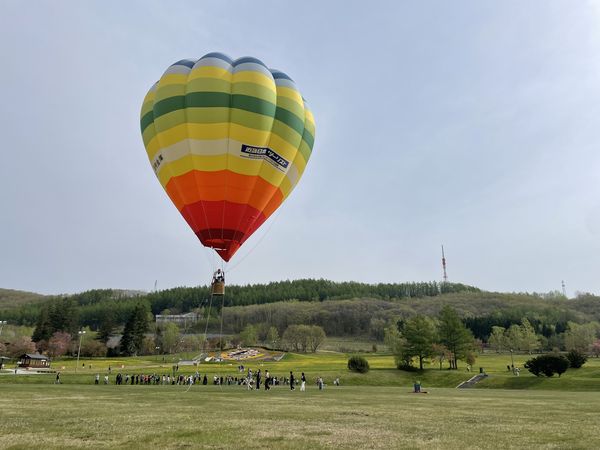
[140,53,315,262]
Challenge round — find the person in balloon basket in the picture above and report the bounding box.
[214,269,225,283]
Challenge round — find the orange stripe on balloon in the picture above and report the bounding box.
[165,170,283,216]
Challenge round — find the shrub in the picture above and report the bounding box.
[566,350,587,369]
[80,340,107,357]
[524,354,570,377]
[348,355,370,373]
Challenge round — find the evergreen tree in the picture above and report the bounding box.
[120,303,150,356]
[438,306,473,369]
[402,315,436,370]
[98,311,115,344]
[32,306,52,342]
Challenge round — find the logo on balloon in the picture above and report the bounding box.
[240,144,289,172]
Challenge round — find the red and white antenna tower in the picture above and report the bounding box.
[441,245,448,283]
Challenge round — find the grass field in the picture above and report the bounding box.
[0,384,598,449]
[2,352,600,448]
[2,352,600,391]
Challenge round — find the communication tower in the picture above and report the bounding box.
[441,245,448,283]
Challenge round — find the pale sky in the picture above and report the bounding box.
[1,1,600,296]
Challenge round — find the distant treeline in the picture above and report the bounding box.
[0,280,479,328]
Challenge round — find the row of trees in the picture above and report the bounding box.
[385,306,475,370]
[3,281,479,329]
[488,320,600,354]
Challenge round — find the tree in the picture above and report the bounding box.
[385,326,410,369]
[308,326,326,353]
[520,319,540,354]
[282,325,308,352]
[524,354,569,377]
[506,324,523,351]
[47,332,72,357]
[266,326,279,348]
[98,311,115,344]
[592,339,600,358]
[80,339,107,357]
[432,343,450,370]
[488,326,507,353]
[564,322,597,353]
[402,315,436,370]
[240,324,258,347]
[437,306,474,369]
[120,302,150,356]
[566,350,587,369]
[347,355,369,373]
[7,336,36,357]
[32,307,52,343]
[161,322,181,354]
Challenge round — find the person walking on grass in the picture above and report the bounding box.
[256,369,261,391]
[55,372,61,384]
[289,371,295,391]
[300,372,306,391]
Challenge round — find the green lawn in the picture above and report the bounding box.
[0,384,598,449]
[3,351,599,391]
[2,352,600,448]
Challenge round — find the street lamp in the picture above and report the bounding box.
[510,349,515,374]
[76,330,86,373]
[155,346,160,362]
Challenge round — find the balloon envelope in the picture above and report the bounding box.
[140,53,315,261]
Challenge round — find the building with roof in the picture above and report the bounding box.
[17,353,51,369]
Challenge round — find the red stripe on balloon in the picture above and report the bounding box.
[180,200,267,261]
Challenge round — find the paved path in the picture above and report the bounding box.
[456,373,488,388]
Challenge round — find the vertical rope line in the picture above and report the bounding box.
[219,292,225,356]
[201,289,214,357]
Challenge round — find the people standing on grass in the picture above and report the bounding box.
[95,373,100,385]
[300,372,306,391]
[289,371,295,390]
[55,372,61,384]
[256,369,261,390]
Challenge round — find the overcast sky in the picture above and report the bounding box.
[1,1,600,296]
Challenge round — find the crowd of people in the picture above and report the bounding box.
[92,367,340,391]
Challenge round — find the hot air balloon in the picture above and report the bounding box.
[140,52,315,279]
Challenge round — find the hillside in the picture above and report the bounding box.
[0,288,47,310]
[2,281,599,342]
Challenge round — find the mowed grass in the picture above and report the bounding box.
[3,352,600,391]
[0,384,599,449]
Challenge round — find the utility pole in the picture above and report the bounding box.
[76,330,86,373]
[441,245,448,283]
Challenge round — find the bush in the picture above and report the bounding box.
[347,355,370,373]
[524,354,570,377]
[566,350,588,369]
[80,340,107,357]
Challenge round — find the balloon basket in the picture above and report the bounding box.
[212,281,225,296]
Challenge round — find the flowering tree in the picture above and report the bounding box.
[47,332,72,357]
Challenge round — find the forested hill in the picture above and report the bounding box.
[0,288,46,309]
[3,281,600,340]
[1,280,478,326]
